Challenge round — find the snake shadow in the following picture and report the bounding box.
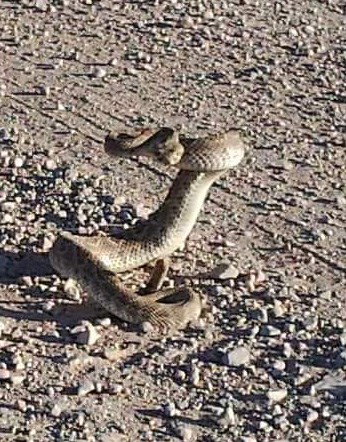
[0,247,130,330]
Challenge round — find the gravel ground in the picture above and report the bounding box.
[0,1,345,441]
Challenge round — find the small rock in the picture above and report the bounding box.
[267,388,288,403]
[222,346,251,367]
[163,402,177,417]
[0,320,6,337]
[304,316,319,331]
[63,278,81,299]
[13,157,24,168]
[51,403,63,417]
[95,317,112,327]
[173,424,195,442]
[11,373,25,385]
[215,404,236,427]
[273,360,286,372]
[16,399,27,412]
[255,269,266,283]
[190,366,200,386]
[57,101,65,111]
[103,347,127,362]
[141,321,154,333]
[180,16,194,28]
[204,10,214,19]
[320,290,332,300]
[74,323,100,345]
[13,355,25,370]
[35,0,48,11]
[313,373,346,394]
[340,333,346,346]
[260,325,281,337]
[0,213,13,224]
[306,410,319,423]
[211,263,239,280]
[92,66,107,78]
[0,368,11,381]
[1,201,16,212]
[19,276,34,287]
[45,159,57,170]
[273,300,286,317]
[77,380,95,396]
[283,342,294,358]
[109,58,118,66]
[42,236,54,252]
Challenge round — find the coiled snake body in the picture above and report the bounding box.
[49,129,246,328]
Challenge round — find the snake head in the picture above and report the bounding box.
[104,128,185,166]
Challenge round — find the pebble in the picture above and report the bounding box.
[45,159,57,170]
[51,403,63,417]
[173,424,195,442]
[103,347,127,362]
[215,404,236,427]
[273,360,286,372]
[2,201,16,212]
[92,66,107,78]
[283,342,294,358]
[306,410,319,423]
[16,399,27,412]
[109,58,118,66]
[211,263,239,280]
[42,236,54,252]
[163,401,177,417]
[95,317,112,327]
[180,16,194,28]
[273,300,286,317]
[140,321,154,333]
[267,389,288,403]
[190,365,200,386]
[77,380,95,396]
[0,320,6,336]
[11,373,25,385]
[1,213,14,224]
[222,346,251,367]
[340,333,346,346]
[0,368,11,381]
[73,323,100,346]
[19,275,34,287]
[260,325,281,337]
[35,0,48,11]
[63,278,81,299]
[57,101,65,110]
[13,157,24,168]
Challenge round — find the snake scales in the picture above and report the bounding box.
[49,128,246,329]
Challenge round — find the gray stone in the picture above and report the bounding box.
[260,325,281,337]
[211,263,239,280]
[77,380,95,396]
[267,389,288,403]
[222,346,251,367]
[74,323,100,346]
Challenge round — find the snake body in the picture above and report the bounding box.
[49,129,246,328]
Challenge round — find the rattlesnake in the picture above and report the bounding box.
[49,128,246,329]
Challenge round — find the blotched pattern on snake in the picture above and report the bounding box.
[49,128,246,328]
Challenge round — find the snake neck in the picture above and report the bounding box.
[54,170,225,274]
[129,169,224,255]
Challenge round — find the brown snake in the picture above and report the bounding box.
[49,128,246,328]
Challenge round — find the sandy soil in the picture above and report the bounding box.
[0,1,345,441]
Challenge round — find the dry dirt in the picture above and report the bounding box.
[0,1,345,441]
